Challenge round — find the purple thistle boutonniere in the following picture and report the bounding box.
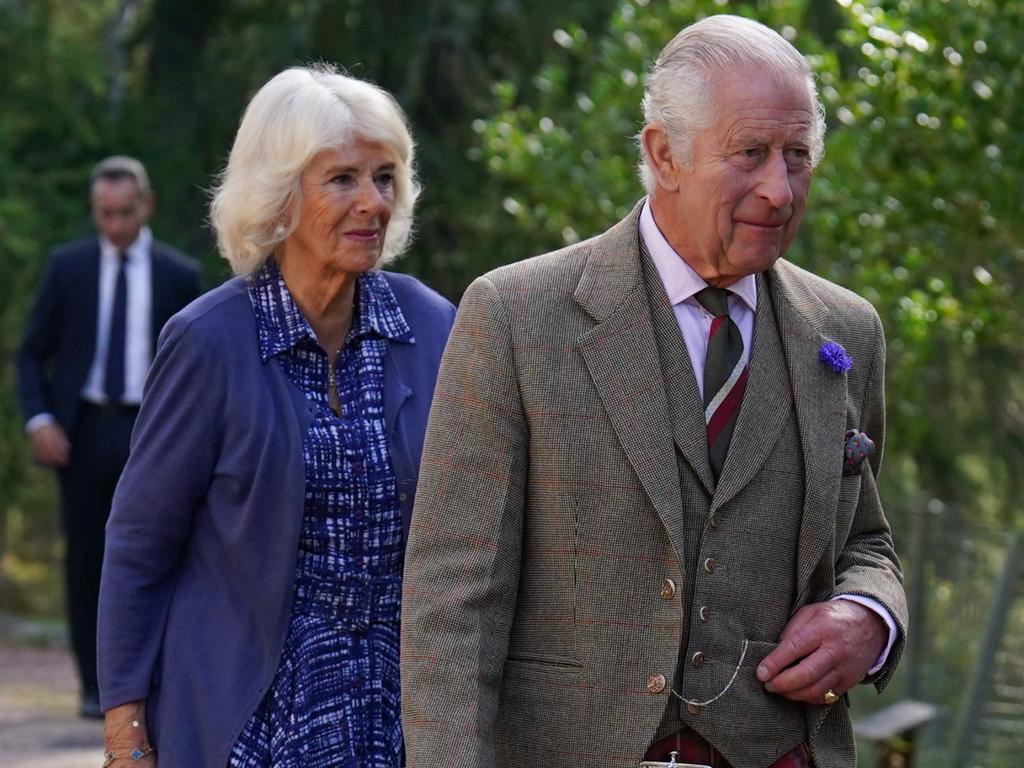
[819,341,852,373]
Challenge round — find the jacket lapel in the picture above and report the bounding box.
[765,263,846,600]
[383,346,413,444]
[711,274,793,511]
[149,247,168,348]
[639,244,715,496]
[383,340,414,540]
[82,240,102,361]
[576,205,686,564]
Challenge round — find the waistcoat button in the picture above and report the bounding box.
[687,702,702,716]
[646,673,666,694]
[704,557,718,574]
[699,605,710,622]
[691,651,705,668]
[659,578,677,600]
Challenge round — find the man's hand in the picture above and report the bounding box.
[30,422,70,467]
[755,600,887,704]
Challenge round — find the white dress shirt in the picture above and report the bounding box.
[640,198,757,400]
[81,227,154,406]
[26,228,155,435]
[638,198,896,675]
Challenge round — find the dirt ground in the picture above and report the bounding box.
[0,624,103,768]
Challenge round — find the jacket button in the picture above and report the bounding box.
[646,673,666,694]
[709,514,721,529]
[399,492,409,502]
[704,557,718,574]
[699,605,710,623]
[691,651,705,668]
[687,702,701,716]
[659,578,677,600]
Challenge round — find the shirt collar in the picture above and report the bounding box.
[249,261,414,363]
[99,226,151,263]
[638,198,757,313]
[356,271,415,345]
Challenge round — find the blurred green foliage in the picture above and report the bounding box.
[0,0,621,611]
[476,0,1024,533]
[474,2,1024,756]
[1,0,1022,757]
[0,0,1019,761]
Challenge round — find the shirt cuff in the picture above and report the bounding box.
[26,413,57,435]
[834,594,897,675]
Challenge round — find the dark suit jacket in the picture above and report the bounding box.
[97,272,456,767]
[16,236,201,432]
[401,203,907,768]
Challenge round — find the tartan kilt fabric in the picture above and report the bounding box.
[645,729,812,767]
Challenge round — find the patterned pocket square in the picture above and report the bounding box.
[843,429,876,477]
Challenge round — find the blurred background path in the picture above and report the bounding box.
[0,615,102,768]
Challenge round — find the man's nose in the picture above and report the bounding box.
[758,151,794,209]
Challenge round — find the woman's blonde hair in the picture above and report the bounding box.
[211,64,419,276]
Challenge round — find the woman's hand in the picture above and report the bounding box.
[103,700,156,767]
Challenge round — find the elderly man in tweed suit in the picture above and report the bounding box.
[402,14,907,768]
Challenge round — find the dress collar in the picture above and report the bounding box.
[248,261,414,363]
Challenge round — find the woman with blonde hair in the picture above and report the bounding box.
[97,65,455,767]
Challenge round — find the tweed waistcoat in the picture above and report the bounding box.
[640,253,809,764]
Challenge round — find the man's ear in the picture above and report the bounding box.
[641,124,682,192]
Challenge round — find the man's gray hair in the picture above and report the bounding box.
[90,155,151,196]
[210,64,419,277]
[638,14,826,192]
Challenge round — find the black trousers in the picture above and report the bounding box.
[57,401,138,695]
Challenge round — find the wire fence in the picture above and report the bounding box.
[855,502,1024,768]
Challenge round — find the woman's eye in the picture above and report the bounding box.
[331,173,355,185]
[374,173,395,189]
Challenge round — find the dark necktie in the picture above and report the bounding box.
[104,252,128,403]
[694,287,748,479]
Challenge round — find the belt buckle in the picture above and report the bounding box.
[639,751,712,768]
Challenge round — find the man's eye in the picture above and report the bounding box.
[741,147,763,158]
[785,147,811,167]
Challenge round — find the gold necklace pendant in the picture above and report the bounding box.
[327,355,341,416]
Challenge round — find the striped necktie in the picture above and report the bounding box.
[694,287,748,479]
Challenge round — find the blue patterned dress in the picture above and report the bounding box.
[230,261,413,768]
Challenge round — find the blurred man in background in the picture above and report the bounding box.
[15,155,200,718]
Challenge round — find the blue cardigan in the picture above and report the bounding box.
[98,271,455,767]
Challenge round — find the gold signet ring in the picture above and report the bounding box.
[823,689,839,705]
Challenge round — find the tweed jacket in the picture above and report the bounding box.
[401,203,907,768]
